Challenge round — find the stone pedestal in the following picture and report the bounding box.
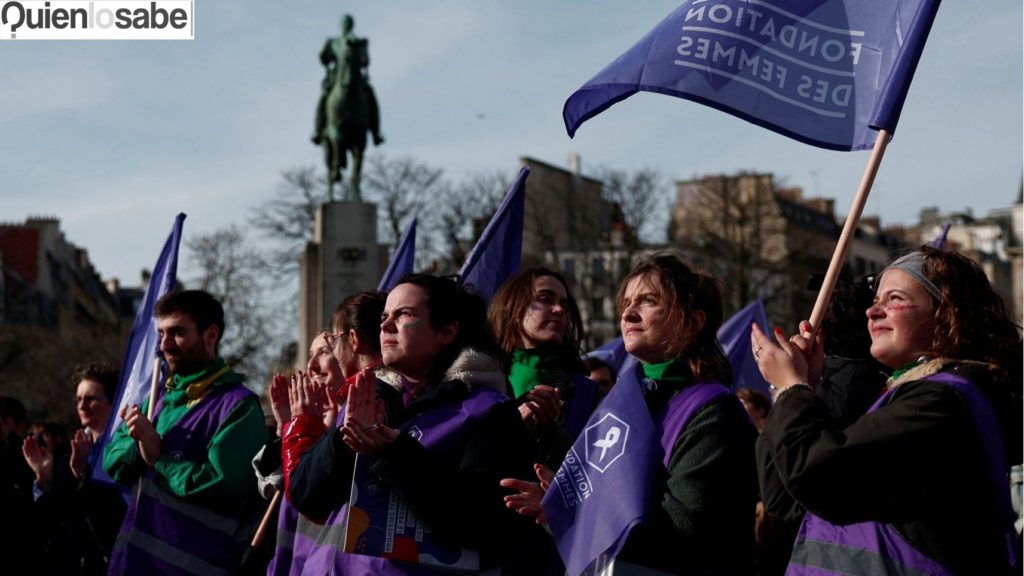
[298,201,386,367]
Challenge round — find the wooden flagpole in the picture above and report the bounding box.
[146,356,162,420]
[251,490,283,548]
[808,129,891,330]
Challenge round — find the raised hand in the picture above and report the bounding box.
[22,434,54,489]
[269,373,292,437]
[518,385,561,431]
[70,428,94,480]
[124,404,161,466]
[751,322,822,397]
[341,368,396,454]
[289,372,326,420]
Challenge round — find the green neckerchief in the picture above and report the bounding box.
[508,347,560,398]
[889,357,925,382]
[641,358,693,387]
[169,357,227,389]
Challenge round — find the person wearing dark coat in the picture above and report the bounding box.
[753,247,1021,575]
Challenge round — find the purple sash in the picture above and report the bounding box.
[656,381,731,468]
[789,370,1016,575]
[301,385,507,575]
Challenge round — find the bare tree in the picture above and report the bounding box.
[594,166,666,247]
[247,166,327,282]
[362,154,445,252]
[186,225,285,392]
[431,170,511,272]
[671,172,804,323]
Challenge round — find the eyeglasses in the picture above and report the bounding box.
[322,330,343,351]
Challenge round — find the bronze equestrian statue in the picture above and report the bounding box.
[313,14,384,202]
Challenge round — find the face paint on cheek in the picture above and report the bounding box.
[886,304,918,313]
[402,319,423,331]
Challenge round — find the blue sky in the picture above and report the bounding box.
[3,1,1021,285]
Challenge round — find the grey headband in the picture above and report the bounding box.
[876,252,942,301]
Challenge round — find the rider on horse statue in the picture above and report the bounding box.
[313,14,384,202]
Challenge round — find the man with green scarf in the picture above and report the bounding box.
[104,290,266,575]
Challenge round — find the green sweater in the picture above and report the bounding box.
[103,359,265,509]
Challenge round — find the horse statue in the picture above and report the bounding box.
[312,14,384,202]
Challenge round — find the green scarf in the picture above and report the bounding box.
[508,347,560,398]
[889,357,925,382]
[641,358,693,387]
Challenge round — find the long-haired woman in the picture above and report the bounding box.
[488,267,598,470]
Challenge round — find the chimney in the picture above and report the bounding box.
[568,152,581,177]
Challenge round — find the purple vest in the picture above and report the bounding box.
[109,383,259,576]
[300,384,508,576]
[655,381,732,468]
[787,371,1016,576]
[267,497,328,576]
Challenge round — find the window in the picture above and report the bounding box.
[562,257,576,278]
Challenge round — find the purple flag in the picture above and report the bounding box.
[542,364,658,576]
[377,218,416,291]
[564,0,941,151]
[928,222,951,249]
[91,213,185,483]
[458,166,528,303]
[716,298,771,396]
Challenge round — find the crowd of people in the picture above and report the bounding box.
[0,246,1020,575]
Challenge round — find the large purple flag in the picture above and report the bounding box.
[458,166,528,303]
[542,364,658,576]
[91,213,185,483]
[717,298,771,395]
[377,218,416,291]
[564,0,941,151]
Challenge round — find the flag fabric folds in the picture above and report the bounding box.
[564,0,941,151]
[377,218,417,291]
[91,213,185,483]
[541,364,658,576]
[928,222,951,249]
[716,298,771,395]
[458,166,529,303]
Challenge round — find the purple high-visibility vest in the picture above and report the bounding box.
[562,374,599,439]
[655,381,732,468]
[787,371,1017,576]
[300,384,508,576]
[268,492,329,576]
[109,382,259,576]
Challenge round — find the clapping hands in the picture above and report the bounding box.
[340,368,396,454]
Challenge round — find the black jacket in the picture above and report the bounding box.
[758,361,1014,575]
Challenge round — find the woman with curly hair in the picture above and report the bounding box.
[754,246,1021,575]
